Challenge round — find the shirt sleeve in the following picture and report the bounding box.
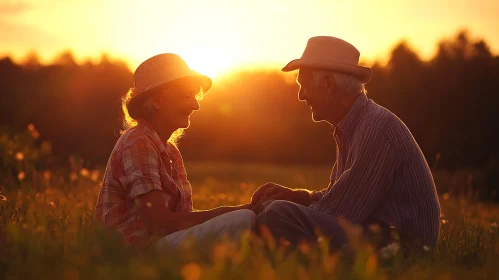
[311,162,338,202]
[120,138,169,201]
[318,126,399,224]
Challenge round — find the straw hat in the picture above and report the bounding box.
[282,36,371,83]
[128,53,212,116]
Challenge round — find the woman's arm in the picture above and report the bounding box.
[136,190,252,235]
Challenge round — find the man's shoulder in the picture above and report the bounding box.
[361,100,411,138]
[362,100,397,126]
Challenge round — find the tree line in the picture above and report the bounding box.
[1,30,498,170]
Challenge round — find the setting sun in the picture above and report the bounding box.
[182,45,238,78]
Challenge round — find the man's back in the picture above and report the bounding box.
[364,98,441,247]
[311,95,441,247]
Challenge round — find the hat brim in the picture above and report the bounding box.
[128,73,212,117]
[282,59,371,83]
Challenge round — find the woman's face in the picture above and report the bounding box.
[153,81,201,130]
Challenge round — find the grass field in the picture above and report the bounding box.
[1,161,499,280]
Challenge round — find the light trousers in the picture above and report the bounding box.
[155,209,256,252]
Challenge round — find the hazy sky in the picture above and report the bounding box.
[1,0,498,76]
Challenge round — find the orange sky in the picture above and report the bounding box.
[1,0,498,77]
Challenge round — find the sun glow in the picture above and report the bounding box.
[182,46,238,78]
[2,0,499,74]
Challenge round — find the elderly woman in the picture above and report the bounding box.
[95,54,256,250]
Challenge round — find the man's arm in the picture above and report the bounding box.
[250,183,316,213]
[309,161,338,204]
[318,127,398,224]
[251,161,339,209]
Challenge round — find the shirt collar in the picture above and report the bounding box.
[334,94,369,139]
[137,120,170,156]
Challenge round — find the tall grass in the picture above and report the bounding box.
[1,129,498,279]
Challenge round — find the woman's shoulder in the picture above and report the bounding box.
[114,125,156,152]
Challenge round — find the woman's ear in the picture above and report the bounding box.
[151,94,162,109]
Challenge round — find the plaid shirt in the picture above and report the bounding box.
[94,121,193,246]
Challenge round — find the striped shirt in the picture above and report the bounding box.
[309,94,441,247]
[94,121,193,246]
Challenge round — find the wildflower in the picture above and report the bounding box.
[423,245,431,252]
[366,254,377,275]
[43,171,51,181]
[15,152,24,161]
[279,239,291,247]
[317,236,326,243]
[441,219,448,224]
[18,171,26,181]
[27,123,35,132]
[298,242,311,255]
[0,195,6,201]
[70,172,77,182]
[443,193,450,200]
[491,222,498,229]
[80,168,90,177]
[180,262,201,280]
[212,243,229,260]
[368,223,381,233]
[323,255,338,274]
[90,170,100,182]
[31,130,40,139]
[35,225,45,233]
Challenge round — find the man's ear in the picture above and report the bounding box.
[326,75,336,91]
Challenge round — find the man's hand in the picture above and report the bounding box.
[250,182,315,213]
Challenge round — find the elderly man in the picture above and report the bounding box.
[253,36,441,253]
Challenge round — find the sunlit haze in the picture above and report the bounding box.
[1,0,498,77]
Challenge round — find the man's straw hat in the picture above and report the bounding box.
[282,36,371,83]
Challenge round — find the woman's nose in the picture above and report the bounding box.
[298,87,307,101]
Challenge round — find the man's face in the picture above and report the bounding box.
[296,68,333,122]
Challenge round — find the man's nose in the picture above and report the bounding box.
[189,98,200,111]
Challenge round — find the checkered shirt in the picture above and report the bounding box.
[94,121,192,246]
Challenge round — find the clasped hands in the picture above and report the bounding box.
[248,182,314,214]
